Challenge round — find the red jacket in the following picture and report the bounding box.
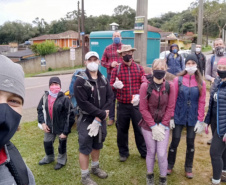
[139,75,175,130]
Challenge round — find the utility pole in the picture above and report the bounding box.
[134,0,148,66]
[197,0,203,45]
[77,1,80,47]
[81,0,85,66]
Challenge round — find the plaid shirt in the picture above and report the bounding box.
[110,61,144,104]
[101,43,123,74]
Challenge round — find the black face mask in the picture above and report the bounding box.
[123,55,133,62]
[217,70,226,79]
[0,103,21,149]
[153,70,166,80]
[215,47,225,56]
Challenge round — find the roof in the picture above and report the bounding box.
[6,49,34,58]
[0,45,10,53]
[147,25,163,33]
[160,32,178,40]
[30,30,79,41]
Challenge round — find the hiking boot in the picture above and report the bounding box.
[185,172,193,179]
[81,173,97,185]
[207,138,212,145]
[54,163,64,170]
[221,171,226,182]
[107,119,114,126]
[146,173,154,185]
[91,165,108,179]
[119,155,128,162]
[167,169,172,175]
[159,176,167,185]
[38,157,54,165]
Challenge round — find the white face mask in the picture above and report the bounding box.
[87,62,99,72]
[196,48,201,53]
[185,66,197,74]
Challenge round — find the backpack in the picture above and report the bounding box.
[210,55,215,76]
[167,53,183,69]
[69,69,107,115]
[147,80,170,100]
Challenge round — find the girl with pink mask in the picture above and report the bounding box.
[37,77,74,170]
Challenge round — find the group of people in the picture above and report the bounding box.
[0,31,226,185]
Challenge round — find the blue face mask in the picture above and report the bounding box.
[113,37,120,44]
[172,49,178,54]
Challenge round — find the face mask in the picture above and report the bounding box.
[123,55,133,62]
[153,70,166,80]
[87,62,99,71]
[217,70,226,79]
[0,103,21,149]
[172,49,178,54]
[113,37,120,44]
[185,66,197,74]
[49,85,61,94]
[196,48,201,53]
[215,47,225,56]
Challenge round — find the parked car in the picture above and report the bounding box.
[160,50,191,62]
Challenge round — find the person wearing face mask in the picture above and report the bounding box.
[101,31,124,126]
[194,44,206,76]
[204,57,226,185]
[0,55,35,185]
[166,44,185,75]
[167,54,206,179]
[110,45,147,162]
[74,51,113,185]
[139,59,175,185]
[37,77,74,170]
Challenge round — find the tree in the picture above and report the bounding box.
[32,40,58,56]
[32,17,49,35]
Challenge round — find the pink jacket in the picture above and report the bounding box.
[173,74,206,122]
[139,76,175,129]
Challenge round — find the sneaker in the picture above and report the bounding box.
[167,169,172,175]
[159,176,167,185]
[54,163,64,170]
[146,173,154,185]
[119,155,128,162]
[91,165,108,179]
[211,182,221,185]
[107,119,114,126]
[38,157,54,165]
[185,172,193,179]
[221,171,226,182]
[81,173,97,185]
[207,138,212,145]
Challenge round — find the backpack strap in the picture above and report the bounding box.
[147,80,170,100]
[211,55,215,77]
[165,80,170,94]
[178,76,183,92]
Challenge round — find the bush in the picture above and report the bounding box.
[48,67,52,71]
[31,40,58,56]
[62,47,70,51]
[30,43,39,55]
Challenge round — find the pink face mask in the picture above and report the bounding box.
[49,84,61,94]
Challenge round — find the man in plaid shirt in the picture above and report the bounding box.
[110,45,147,162]
[101,31,123,126]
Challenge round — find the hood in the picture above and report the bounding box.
[170,44,179,52]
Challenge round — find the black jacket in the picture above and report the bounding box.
[73,69,113,121]
[37,91,74,135]
[194,52,206,76]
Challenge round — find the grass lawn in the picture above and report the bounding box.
[12,120,214,185]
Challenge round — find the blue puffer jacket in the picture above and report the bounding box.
[205,77,226,137]
[167,53,185,75]
[174,76,199,126]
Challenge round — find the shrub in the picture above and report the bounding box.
[32,40,58,56]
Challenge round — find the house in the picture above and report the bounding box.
[30,30,83,48]
[6,49,35,62]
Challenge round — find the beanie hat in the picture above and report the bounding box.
[185,54,198,65]
[0,55,25,102]
[49,77,61,87]
[170,44,179,52]
[218,57,226,65]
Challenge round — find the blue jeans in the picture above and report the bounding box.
[107,73,116,121]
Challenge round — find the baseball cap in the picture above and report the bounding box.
[85,51,99,60]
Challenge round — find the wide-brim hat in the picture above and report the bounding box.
[117,45,136,54]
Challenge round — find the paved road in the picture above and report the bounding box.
[21,74,73,123]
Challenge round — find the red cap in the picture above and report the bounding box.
[218,57,226,65]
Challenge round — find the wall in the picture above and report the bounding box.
[18,48,82,74]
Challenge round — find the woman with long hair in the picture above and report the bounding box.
[167,54,206,179]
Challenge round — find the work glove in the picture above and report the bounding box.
[170,119,175,129]
[151,124,165,142]
[87,119,102,137]
[113,77,124,89]
[204,123,209,134]
[194,121,205,134]
[223,133,226,144]
[131,94,140,106]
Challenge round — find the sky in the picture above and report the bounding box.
[0,0,195,26]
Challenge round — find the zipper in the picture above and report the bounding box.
[95,80,101,107]
[187,75,192,121]
[155,90,161,122]
[128,66,132,97]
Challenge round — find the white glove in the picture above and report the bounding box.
[194,121,205,134]
[151,124,165,141]
[170,119,175,129]
[204,123,209,134]
[113,77,124,89]
[87,119,101,137]
[131,94,140,106]
[223,133,226,144]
